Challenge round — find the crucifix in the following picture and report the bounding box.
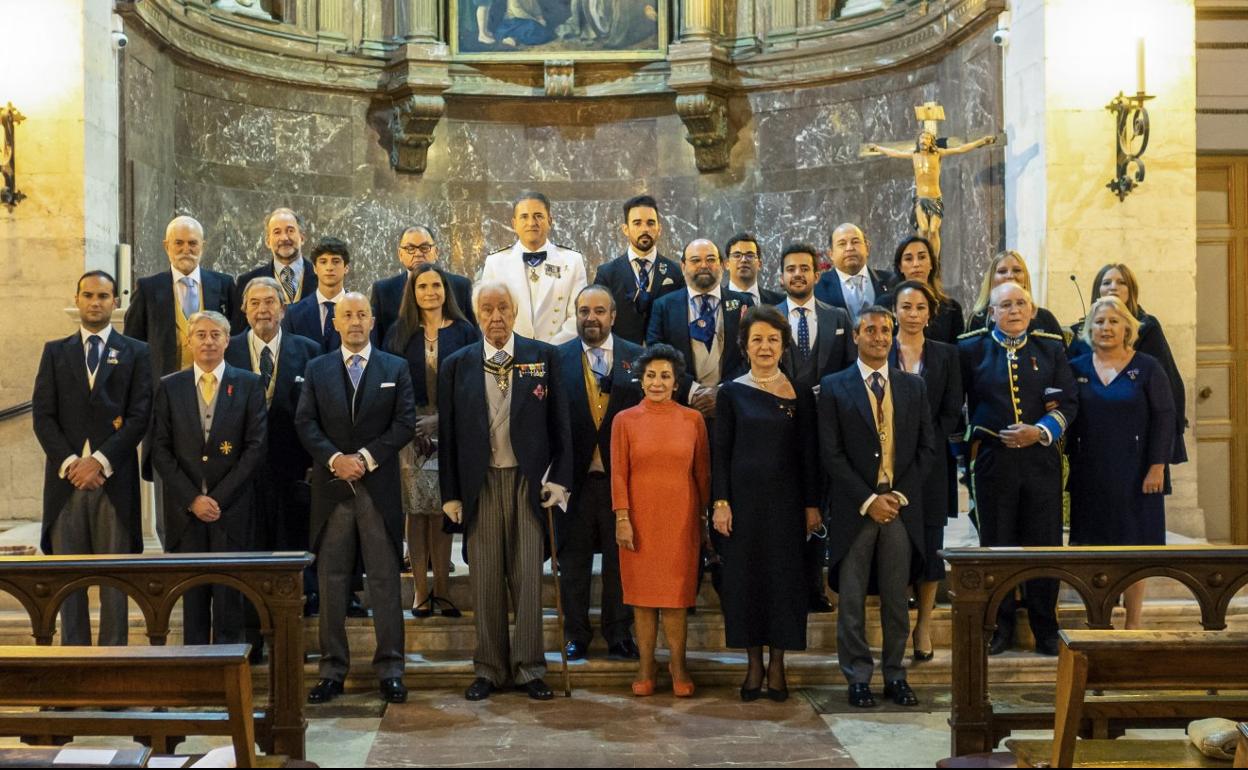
[861,101,1000,259]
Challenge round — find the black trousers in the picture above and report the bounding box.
[174,516,245,646]
[559,474,632,646]
[972,442,1062,641]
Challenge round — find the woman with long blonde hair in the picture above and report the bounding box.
[966,250,1064,336]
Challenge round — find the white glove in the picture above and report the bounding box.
[443,500,463,524]
[540,482,569,511]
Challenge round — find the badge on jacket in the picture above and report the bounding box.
[545,264,562,279]
[113,416,123,430]
[515,363,547,378]
[219,441,233,456]
[106,349,120,365]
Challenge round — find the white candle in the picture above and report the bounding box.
[1137,37,1146,94]
[117,243,132,308]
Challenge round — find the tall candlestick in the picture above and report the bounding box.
[1137,37,1146,94]
[117,243,132,309]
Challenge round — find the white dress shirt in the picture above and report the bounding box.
[484,335,516,362]
[854,359,908,515]
[328,344,379,472]
[316,288,345,331]
[728,279,761,306]
[628,247,657,290]
[786,295,819,348]
[193,360,228,394]
[59,326,118,480]
[836,266,876,310]
[247,328,281,373]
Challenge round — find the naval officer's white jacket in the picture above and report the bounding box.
[477,240,588,345]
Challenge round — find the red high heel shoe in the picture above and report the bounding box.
[631,679,656,697]
[669,664,695,697]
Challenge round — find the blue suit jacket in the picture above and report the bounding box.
[32,332,153,555]
[438,335,573,533]
[813,267,894,314]
[281,293,340,354]
[776,297,857,391]
[645,288,755,394]
[592,254,685,344]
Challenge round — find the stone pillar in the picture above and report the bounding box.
[1003,0,1202,536]
[399,0,440,44]
[769,0,799,48]
[317,0,348,51]
[680,0,723,41]
[0,0,120,526]
[360,0,389,55]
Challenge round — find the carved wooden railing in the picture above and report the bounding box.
[943,546,1248,757]
[0,552,313,760]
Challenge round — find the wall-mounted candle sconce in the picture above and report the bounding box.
[1106,39,1152,202]
[1,102,26,211]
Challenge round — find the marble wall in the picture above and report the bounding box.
[123,24,1004,309]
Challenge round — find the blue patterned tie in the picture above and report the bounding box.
[280,265,296,302]
[869,372,886,424]
[635,259,651,313]
[322,301,336,345]
[796,308,811,359]
[589,347,610,392]
[348,354,364,391]
[86,335,102,376]
[181,277,199,318]
[689,294,717,352]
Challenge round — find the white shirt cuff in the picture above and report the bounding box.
[328,451,343,471]
[58,456,77,479]
[1037,425,1053,447]
[894,491,910,507]
[91,451,114,479]
[359,448,379,472]
[859,493,877,516]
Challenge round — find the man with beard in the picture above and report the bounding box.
[555,285,643,662]
[723,233,783,307]
[776,243,856,613]
[813,223,894,325]
[646,238,754,418]
[593,196,684,345]
[233,208,318,330]
[370,225,475,344]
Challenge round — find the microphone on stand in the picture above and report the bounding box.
[1070,274,1087,319]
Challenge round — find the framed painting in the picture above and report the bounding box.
[451,0,669,62]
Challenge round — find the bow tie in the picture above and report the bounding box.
[523,251,548,268]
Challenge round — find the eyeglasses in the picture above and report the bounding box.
[728,252,758,262]
[400,243,436,255]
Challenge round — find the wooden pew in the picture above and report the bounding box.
[0,644,258,768]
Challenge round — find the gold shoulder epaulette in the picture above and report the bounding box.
[554,243,583,256]
[1032,331,1064,341]
[487,247,509,256]
[957,328,989,340]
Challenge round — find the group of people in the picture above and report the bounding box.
[31,190,1187,712]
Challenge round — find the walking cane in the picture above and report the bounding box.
[544,503,573,697]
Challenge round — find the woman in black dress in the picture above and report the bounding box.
[1067,296,1174,629]
[879,236,965,344]
[889,281,963,662]
[966,250,1065,336]
[712,306,821,703]
[384,263,479,618]
[1067,262,1188,466]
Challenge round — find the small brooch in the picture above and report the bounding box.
[533,384,547,401]
[106,349,120,365]
[219,441,234,456]
[1076,376,1090,384]
[658,262,668,275]
[1127,369,1139,381]
[227,384,234,397]
[112,416,123,430]
[724,299,741,312]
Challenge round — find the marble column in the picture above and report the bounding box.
[317,0,348,51]
[399,0,440,44]
[680,0,723,41]
[769,0,799,48]
[1003,0,1202,536]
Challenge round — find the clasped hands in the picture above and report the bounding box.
[189,494,221,523]
[331,453,368,482]
[866,493,904,525]
[65,457,106,491]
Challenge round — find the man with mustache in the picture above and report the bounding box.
[555,285,644,663]
[232,208,318,330]
[478,191,588,345]
[723,233,783,307]
[646,239,754,417]
[592,195,684,344]
[776,243,856,613]
[150,310,267,644]
[818,306,935,709]
[813,223,894,326]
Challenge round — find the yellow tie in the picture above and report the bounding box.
[199,372,217,403]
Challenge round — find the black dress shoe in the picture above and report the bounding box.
[607,639,640,660]
[1035,636,1061,657]
[465,677,495,701]
[303,592,319,618]
[988,629,1014,656]
[379,677,408,704]
[307,679,344,704]
[884,679,919,707]
[848,683,876,708]
[565,640,589,661]
[518,678,554,700]
[808,596,835,614]
[347,595,369,618]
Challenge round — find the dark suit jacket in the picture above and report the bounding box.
[889,340,963,523]
[225,330,320,482]
[150,365,268,550]
[231,258,318,329]
[813,267,894,313]
[32,332,153,555]
[776,298,857,390]
[593,254,685,344]
[370,269,476,346]
[295,348,416,556]
[124,269,237,379]
[645,289,755,396]
[817,365,936,592]
[438,335,573,533]
[383,319,480,409]
[282,293,338,354]
[725,281,784,307]
[556,335,644,515]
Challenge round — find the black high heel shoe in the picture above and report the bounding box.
[411,596,433,619]
[912,628,934,662]
[433,596,463,619]
[740,680,763,702]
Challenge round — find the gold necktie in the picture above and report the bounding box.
[199,372,217,403]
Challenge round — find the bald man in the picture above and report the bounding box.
[125,215,238,379]
[813,223,894,326]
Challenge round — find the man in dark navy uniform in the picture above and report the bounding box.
[959,282,1077,657]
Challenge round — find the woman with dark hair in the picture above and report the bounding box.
[888,281,963,662]
[612,343,710,698]
[966,250,1065,337]
[384,263,479,619]
[882,236,965,344]
[1068,263,1188,465]
[711,306,822,702]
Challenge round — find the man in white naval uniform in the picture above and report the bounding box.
[478,191,588,345]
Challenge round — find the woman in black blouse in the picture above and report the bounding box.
[881,236,965,344]
[966,250,1065,337]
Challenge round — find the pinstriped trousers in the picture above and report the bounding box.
[468,467,546,686]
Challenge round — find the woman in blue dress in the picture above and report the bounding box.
[1067,296,1175,629]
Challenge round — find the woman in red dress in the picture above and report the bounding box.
[611,344,710,697]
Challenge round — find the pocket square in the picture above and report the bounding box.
[295,376,305,383]
[380,382,396,389]
[835,328,845,335]
[662,277,675,286]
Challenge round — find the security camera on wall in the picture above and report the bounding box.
[112,13,128,51]
[993,10,1011,47]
